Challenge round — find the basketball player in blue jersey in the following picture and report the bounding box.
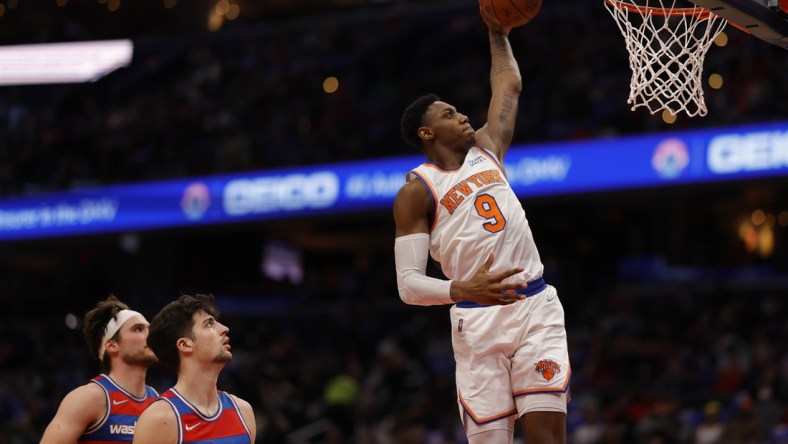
[393,10,569,444]
[132,294,255,444]
[41,295,159,444]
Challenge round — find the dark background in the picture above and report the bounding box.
[0,0,786,443]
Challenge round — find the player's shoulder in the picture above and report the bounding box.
[138,398,176,422]
[51,381,107,424]
[394,175,430,207]
[229,394,252,412]
[134,399,178,444]
[66,380,107,404]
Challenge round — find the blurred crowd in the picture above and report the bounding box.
[0,0,786,443]
[1,273,786,443]
[0,187,786,443]
[0,0,787,197]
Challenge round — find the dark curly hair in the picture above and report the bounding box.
[400,93,440,150]
[147,294,219,374]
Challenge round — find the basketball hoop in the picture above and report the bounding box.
[604,0,728,117]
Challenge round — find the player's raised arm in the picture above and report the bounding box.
[475,14,522,161]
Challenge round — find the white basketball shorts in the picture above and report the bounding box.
[449,284,570,428]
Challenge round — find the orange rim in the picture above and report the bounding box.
[604,0,713,18]
[604,0,749,33]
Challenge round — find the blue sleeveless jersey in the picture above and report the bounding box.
[78,374,158,444]
[159,388,252,444]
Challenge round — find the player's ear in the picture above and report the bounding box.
[418,127,433,142]
[105,339,119,355]
[177,337,192,353]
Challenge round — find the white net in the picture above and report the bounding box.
[604,0,728,117]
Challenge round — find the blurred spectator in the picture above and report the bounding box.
[0,1,786,443]
[694,401,724,444]
[720,395,767,444]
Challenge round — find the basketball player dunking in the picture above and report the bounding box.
[41,295,159,444]
[393,9,570,444]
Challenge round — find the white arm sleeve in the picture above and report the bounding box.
[394,233,454,306]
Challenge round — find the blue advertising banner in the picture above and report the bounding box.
[1,122,786,241]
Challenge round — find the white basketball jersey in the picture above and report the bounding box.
[409,146,544,283]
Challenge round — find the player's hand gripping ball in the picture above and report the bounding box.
[480,0,542,28]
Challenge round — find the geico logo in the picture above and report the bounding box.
[708,131,788,174]
[109,423,135,434]
[223,172,339,216]
[506,156,571,185]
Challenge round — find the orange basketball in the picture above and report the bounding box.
[480,0,542,28]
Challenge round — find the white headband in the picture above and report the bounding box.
[98,309,143,360]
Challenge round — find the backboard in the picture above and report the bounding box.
[688,0,788,49]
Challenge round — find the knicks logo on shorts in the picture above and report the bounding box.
[534,359,561,381]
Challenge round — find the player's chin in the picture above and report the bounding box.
[143,349,158,362]
[132,352,159,367]
[465,134,477,147]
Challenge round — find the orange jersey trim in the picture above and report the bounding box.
[512,366,572,398]
[458,390,518,425]
[458,366,572,425]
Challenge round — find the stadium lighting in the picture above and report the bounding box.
[0,39,133,86]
